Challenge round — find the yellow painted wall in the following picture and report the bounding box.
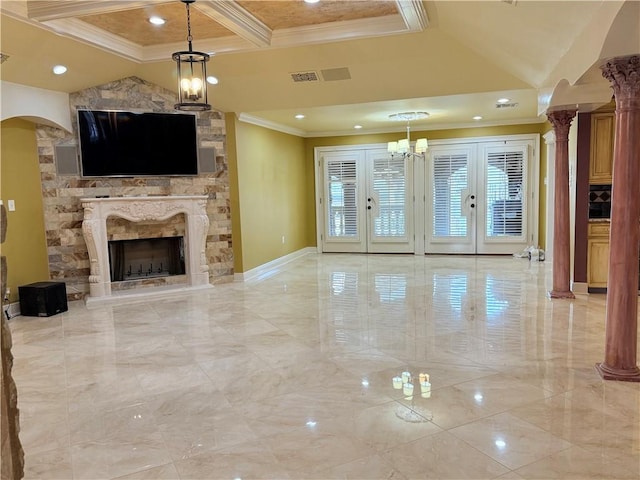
[0,118,49,302]
[305,122,550,248]
[231,118,312,273]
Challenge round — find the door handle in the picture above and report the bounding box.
[471,195,475,200]
[367,198,372,202]
[367,206,372,210]
[471,204,475,208]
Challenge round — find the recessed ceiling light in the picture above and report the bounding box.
[473,115,483,120]
[149,16,165,25]
[304,0,321,4]
[206,76,218,85]
[295,114,305,119]
[52,65,67,75]
[354,125,363,129]
[497,97,510,104]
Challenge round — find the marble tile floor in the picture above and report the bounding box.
[8,254,640,480]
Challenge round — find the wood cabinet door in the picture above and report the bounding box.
[589,113,615,183]
[587,222,610,288]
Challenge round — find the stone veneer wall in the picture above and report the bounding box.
[36,76,232,300]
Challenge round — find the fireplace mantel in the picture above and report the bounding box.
[81,195,212,304]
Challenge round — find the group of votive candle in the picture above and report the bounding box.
[392,371,431,398]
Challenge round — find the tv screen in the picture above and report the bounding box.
[77,109,199,177]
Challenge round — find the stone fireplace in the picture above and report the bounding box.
[81,195,212,304]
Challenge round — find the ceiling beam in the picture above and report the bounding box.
[27,0,158,21]
[194,1,272,47]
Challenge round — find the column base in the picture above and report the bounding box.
[548,290,575,299]
[595,362,640,382]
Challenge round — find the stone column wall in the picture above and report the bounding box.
[1,202,25,480]
[36,76,233,300]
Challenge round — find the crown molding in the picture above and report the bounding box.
[238,113,307,137]
[7,4,424,63]
[271,15,410,48]
[141,36,255,62]
[395,0,429,31]
[306,116,545,138]
[43,17,144,62]
[27,1,155,21]
[237,113,545,138]
[195,1,272,47]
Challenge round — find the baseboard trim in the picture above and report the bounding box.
[235,247,316,283]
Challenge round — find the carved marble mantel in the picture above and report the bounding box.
[81,195,211,303]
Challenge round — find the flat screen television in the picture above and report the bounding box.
[77,109,199,177]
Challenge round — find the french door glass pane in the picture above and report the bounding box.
[432,153,469,237]
[372,156,406,237]
[327,159,358,237]
[485,151,524,237]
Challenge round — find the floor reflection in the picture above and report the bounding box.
[9,254,640,480]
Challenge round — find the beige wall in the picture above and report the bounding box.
[0,119,50,302]
[231,118,313,273]
[2,115,551,295]
[305,122,550,248]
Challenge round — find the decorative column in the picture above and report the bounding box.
[596,55,640,382]
[547,109,576,299]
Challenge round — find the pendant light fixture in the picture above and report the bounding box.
[387,112,429,158]
[173,0,211,111]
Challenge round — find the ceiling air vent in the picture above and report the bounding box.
[321,67,351,81]
[290,71,319,83]
[496,102,519,109]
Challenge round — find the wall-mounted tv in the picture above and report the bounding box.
[77,109,199,177]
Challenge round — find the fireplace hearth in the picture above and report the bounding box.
[81,195,212,304]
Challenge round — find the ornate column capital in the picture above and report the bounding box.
[601,55,640,102]
[546,109,576,140]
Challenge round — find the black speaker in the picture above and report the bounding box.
[18,282,68,317]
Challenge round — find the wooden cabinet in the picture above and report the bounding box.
[587,222,610,289]
[589,112,615,184]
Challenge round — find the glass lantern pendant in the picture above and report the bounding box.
[173,0,211,111]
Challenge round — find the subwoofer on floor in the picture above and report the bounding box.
[18,282,68,317]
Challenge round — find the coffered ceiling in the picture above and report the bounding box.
[0,1,634,136]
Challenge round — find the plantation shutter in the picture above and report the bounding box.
[485,149,524,237]
[432,153,470,237]
[372,156,406,237]
[326,159,358,238]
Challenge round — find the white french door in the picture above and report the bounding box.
[320,148,414,253]
[426,145,476,253]
[426,141,532,254]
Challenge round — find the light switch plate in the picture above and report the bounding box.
[7,200,15,211]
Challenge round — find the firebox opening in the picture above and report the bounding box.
[108,237,186,282]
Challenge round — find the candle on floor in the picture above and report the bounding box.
[392,376,403,389]
[420,381,431,393]
[401,371,411,383]
[419,373,427,383]
[403,382,414,396]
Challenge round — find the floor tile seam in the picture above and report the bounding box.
[510,443,610,477]
[381,430,511,478]
[108,461,178,480]
[68,425,176,471]
[303,451,403,479]
[443,429,525,473]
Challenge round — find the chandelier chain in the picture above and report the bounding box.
[186,2,193,49]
